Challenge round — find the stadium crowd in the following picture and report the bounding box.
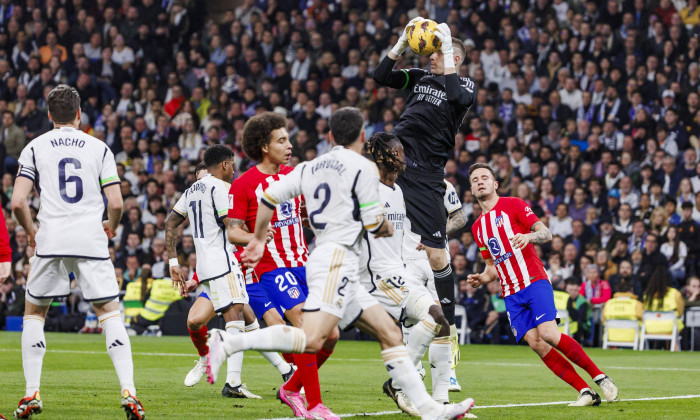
[0,0,699,348]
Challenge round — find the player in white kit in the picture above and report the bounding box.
[11,85,145,419]
[165,145,256,396]
[403,180,466,392]
[358,132,457,415]
[204,108,474,420]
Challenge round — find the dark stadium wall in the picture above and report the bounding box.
[208,0,244,19]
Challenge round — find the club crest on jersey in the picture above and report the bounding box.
[279,201,293,218]
[288,287,300,299]
[488,237,501,256]
[495,215,504,228]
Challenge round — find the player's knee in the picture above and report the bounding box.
[427,251,448,271]
[428,305,450,331]
[187,313,207,331]
[324,326,340,349]
[539,326,561,346]
[377,323,403,348]
[303,337,323,354]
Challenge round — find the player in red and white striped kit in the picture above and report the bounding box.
[226,112,339,419]
[466,163,619,407]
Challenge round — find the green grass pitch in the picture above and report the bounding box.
[0,332,698,419]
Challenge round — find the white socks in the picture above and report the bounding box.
[381,346,439,417]
[225,320,245,387]
[246,320,291,375]
[222,325,306,355]
[22,316,46,397]
[99,311,136,395]
[406,319,440,367]
[429,337,452,404]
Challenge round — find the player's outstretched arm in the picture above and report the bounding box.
[372,216,394,238]
[373,17,423,88]
[226,218,274,246]
[467,258,498,287]
[241,205,275,268]
[11,176,36,247]
[102,183,124,239]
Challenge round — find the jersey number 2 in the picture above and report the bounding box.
[58,158,83,203]
[189,200,204,238]
[309,183,330,229]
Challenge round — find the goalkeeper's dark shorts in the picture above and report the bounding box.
[396,165,447,249]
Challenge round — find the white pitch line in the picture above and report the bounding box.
[264,394,700,420]
[1,348,700,372]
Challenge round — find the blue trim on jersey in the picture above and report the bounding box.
[504,279,557,343]
[259,267,308,314]
[246,282,282,319]
[34,253,110,260]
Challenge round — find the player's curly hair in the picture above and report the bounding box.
[241,112,287,162]
[364,132,403,174]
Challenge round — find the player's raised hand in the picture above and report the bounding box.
[391,16,423,57]
[434,23,453,53]
[241,237,265,268]
[509,233,530,249]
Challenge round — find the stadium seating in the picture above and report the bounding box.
[602,319,640,350]
[639,311,680,351]
[454,304,470,345]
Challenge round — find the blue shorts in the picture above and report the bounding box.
[504,279,557,343]
[246,282,282,319]
[259,266,308,315]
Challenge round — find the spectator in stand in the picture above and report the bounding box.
[660,226,688,287]
[564,278,591,344]
[643,267,685,349]
[458,280,492,344]
[579,264,612,306]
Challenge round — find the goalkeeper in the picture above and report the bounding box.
[373,17,476,388]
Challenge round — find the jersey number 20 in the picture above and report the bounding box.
[58,158,83,203]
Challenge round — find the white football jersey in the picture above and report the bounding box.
[17,127,120,259]
[172,174,237,281]
[359,182,406,281]
[263,146,384,251]
[403,180,462,260]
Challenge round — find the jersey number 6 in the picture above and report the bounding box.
[58,157,83,203]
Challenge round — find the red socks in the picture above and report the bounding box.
[285,346,334,392]
[541,348,588,392]
[282,353,294,364]
[556,334,604,379]
[286,353,322,409]
[188,326,209,357]
[316,346,333,368]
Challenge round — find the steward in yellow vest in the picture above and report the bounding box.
[122,278,152,324]
[130,279,183,335]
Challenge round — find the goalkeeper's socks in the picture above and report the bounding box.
[100,311,136,395]
[541,348,588,392]
[428,337,452,403]
[188,325,209,357]
[22,316,46,397]
[406,319,440,367]
[381,346,440,416]
[556,334,604,379]
[433,265,456,324]
[225,321,245,387]
[245,320,290,375]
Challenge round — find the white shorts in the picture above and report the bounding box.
[304,242,379,330]
[203,266,248,313]
[404,258,438,301]
[26,256,119,305]
[361,273,436,324]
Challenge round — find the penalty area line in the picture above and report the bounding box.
[264,394,700,420]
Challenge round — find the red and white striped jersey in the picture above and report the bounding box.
[229,165,308,278]
[472,197,549,297]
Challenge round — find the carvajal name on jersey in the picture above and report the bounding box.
[310,158,347,176]
[51,138,85,148]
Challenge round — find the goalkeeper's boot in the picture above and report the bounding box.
[121,390,146,420]
[14,392,42,419]
[305,403,340,420]
[568,389,601,407]
[594,375,618,402]
[221,383,262,399]
[383,379,420,417]
[184,358,207,386]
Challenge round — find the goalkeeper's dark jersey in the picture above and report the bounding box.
[373,57,477,173]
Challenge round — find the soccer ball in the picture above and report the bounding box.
[407,19,441,56]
